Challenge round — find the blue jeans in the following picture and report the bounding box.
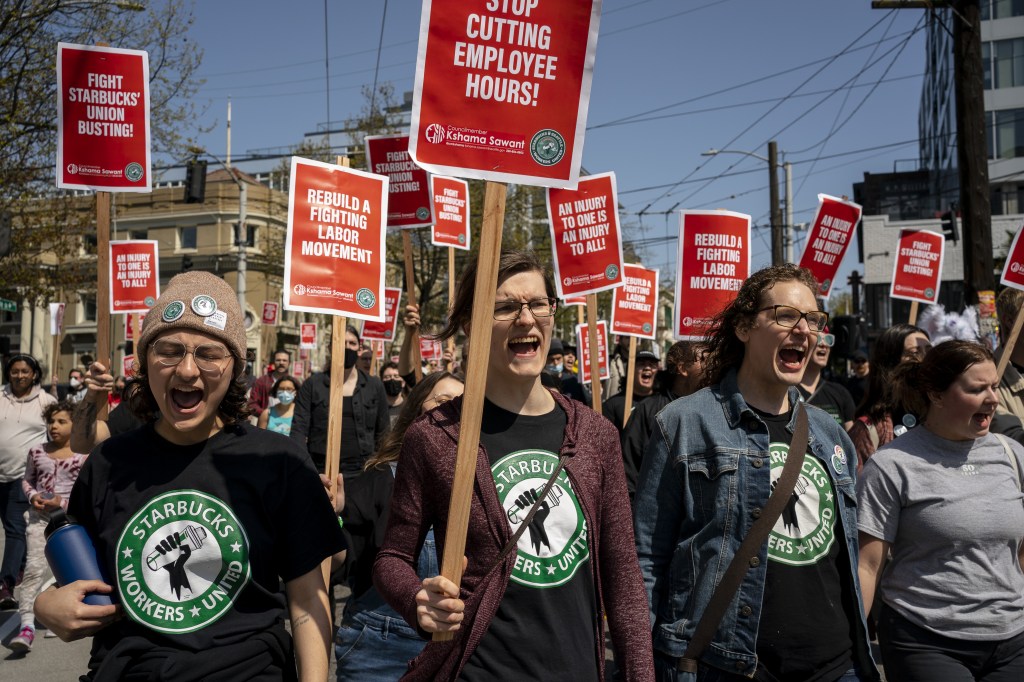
[334,608,427,681]
[0,479,28,588]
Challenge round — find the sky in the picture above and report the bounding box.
[186,0,929,305]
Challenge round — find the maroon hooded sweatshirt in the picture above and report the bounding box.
[373,389,654,681]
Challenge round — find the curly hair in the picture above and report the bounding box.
[855,323,929,421]
[44,399,74,423]
[4,353,42,386]
[700,264,819,387]
[124,348,253,426]
[892,340,993,420]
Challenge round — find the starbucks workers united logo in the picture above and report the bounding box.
[766,444,837,567]
[492,450,590,588]
[116,490,251,634]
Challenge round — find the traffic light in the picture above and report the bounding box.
[184,159,207,204]
[940,207,959,244]
[829,315,864,359]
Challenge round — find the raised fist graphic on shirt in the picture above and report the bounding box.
[153,532,193,600]
[514,488,552,553]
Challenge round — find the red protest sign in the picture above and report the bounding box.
[124,313,146,341]
[261,302,280,326]
[374,341,386,360]
[365,134,433,228]
[300,323,318,349]
[675,211,751,340]
[362,288,403,341]
[562,296,586,306]
[547,173,624,297]
[299,348,309,361]
[890,229,944,304]
[420,338,443,361]
[283,157,388,321]
[798,194,862,297]
[611,264,659,340]
[123,355,136,378]
[110,240,159,314]
[576,321,609,380]
[57,43,151,192]
[1003,223,1024,291]
[409,0,601,188]
[430,176,471,250]
[291,360,306,377]
[50,303,66,336]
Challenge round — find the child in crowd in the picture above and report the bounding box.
[9,400,87,653]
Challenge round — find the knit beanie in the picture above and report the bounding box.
[137,271,247,361]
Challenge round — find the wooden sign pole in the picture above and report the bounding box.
[908,300,919,326]
[369,340,378,377]
[447,246,456,372]
[403,230,423,382]
[435,181,506,642]
[997,306,1024,381]
[586,294,601,411]
[96,192,111,367]
[622,336,637,428]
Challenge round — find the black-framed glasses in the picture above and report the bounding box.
[151,340,232,373]
[493,298,557,321]
[817,333,835,348]
[758,305,829,332]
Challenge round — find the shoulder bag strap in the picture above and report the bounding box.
[678,403,810,674]
[994,433,1022,492]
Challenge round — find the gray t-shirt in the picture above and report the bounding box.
[858,426,1024,640]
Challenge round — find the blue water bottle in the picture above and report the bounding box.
[44,510,114,606]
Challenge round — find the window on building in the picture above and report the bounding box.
[994,38,1024,88]
[983,0,1024,20]
[244,224,257,248]
[179,226,197,250]
[79,294,96,323]
[129,229,148,240]
[996,109,1024,158]
[984,42,992,89]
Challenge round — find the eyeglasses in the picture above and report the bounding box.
[423,392,458,410]
[758,305,829,332]
[493,298,557,321]
[817,333,835,348]
[151,340,232,373]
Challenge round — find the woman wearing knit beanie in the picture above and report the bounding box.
[35,271,345,682]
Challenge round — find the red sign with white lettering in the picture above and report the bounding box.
[890,229,944,304]
[1001,222,1024,291]
[110,240,160,314]
[408,0,601,188]
[611,264,659,339]
[576,321,609,380]
[674,211,751,340]
[547,173,624,298]
[365,134,433,228]
[300,323,318,349]
[123,355,136,378]
[261,301,279,326]
[430,176,471,250]
[291,360,306,378]
[797,194,862,298]
[124,313,146,341]
[57,43,151,192]
[361,288,402,341]
[419,337,443,361]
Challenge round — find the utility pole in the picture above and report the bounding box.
[768,140,783,265]
[784,160,794,263]
[848,270,864,315]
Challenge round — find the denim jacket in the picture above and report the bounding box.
[634,369,877,680]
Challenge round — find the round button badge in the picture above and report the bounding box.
[191,295,217,317]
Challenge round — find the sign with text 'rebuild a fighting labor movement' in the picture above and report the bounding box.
[361,288,403,341]
[365,135,433,228]
[576,321,609,380]
[798,194,862,298]
[284,157,388,321]
[1001,222,1024,291]
[109,240,159,314]
[409,0,602,188]
[675,211,751,340]
[430,176,471,249]
[890,229,945,304]
[547,173,624,297]
[57,43,151,192]
[611,264,659,339]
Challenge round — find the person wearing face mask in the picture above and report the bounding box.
[291,326,390,481]
[247,350,292,415]
[378,362,406,426]
[258,376,300,436]
[65,369,88,404]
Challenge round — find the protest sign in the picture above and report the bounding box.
[1001,222,1024,292]
[889,229,944,304]
[283,156,388,322]
[674,211,751,340]
[562,295,587,306]
[123,355,136,378]
[261,301,279,326]
[109,240,159,314]
[291,360,306,378]
[797,194,862,297]
[576,320,609,380]
[420,337,443,361]
[611,264,659,339]
[547,172,624,297]
[375,341,386,361]
[300,323,318,349]
[361,288,402,341]
[365,135,433,228]
[409,0,602,188]
[430,176,471,250]
[49,303,66,336]
[124,313,146,341]
[57,43,151,192]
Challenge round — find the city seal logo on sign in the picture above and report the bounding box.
[530,129,566,167]
[425,124,446,144]
[356,288,376,309]
[293,284,306,296]
[115,490,251,634]
[125,162,145,183]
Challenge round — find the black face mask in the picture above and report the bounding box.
[383,379,404,397]
[344,348,359,369]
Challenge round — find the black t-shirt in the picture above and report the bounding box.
[338,395,364,478]
[67,422,345,676]
[798,381,856,427]
[602,390,652,433]
[460,400,599,682]
[750,406,854,682]
[106,403,145,436]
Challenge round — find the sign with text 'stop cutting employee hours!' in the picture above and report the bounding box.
[409,0,602,188]
[57,43,151,192]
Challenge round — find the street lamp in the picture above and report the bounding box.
[701,141,794,265]
[188,146,247,319]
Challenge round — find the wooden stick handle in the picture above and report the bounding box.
[908,300,919,326]
[447,247,456,372]
[622,336,637,428]
[435,182,507,642]
[997,306,1024,381]
[586,294,601,411]
[403,230,423,382]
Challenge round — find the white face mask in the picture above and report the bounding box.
[276,390,295,405]
[69,378,82,389]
